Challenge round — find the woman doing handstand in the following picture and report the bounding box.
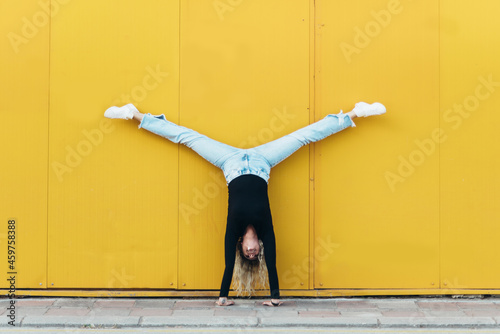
[104,102,386,307]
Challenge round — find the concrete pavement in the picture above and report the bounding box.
[2,296,500,329]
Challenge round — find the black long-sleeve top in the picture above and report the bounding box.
[219,174,280,299]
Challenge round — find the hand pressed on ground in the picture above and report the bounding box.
[263,299,283,306]
[216,297,235,306]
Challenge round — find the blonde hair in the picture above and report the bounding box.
[231,239,269,297]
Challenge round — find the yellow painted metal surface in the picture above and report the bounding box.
[0,0,50,288]
[47,0,179,288]
[440,0,500,289]
[2,0,500,296]
[314,0,440,289]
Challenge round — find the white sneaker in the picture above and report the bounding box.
[104,103,138,120]
[352,102,386,117]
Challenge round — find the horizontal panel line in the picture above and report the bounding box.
[2,288,499,298]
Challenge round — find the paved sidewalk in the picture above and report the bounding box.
[1,296,500,329]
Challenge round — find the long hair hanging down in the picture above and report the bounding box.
[231,239,269,297]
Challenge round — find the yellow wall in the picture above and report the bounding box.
[1,0,49,289]
[1,0,500,296]
[315,0,440,290]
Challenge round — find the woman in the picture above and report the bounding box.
[104,102,386,306]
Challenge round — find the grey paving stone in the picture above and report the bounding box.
[456,301,500,309]
[133,299,175,308]
[233,299,259,305]
[171,309,215,317]
[8,297,500,329]
[416,301,460,310]
[298,310,341,317]
[230,300,260,308]
[421,310,467,317]
[0,299,13,306]
[91,308,132,316]
[141,316,258,327]
[295,299,337,309]
[260,316,378,327]
[214,308,258,317]
[368,299,418,309]
[336,300,378,309]
[379,317,430,327]
[379,316,497,327]
[11,307,48,316]
[15,299,55,307]
[21,315,141,327]
[256,310,299,318]
[130,308,173,316]
[340,310,383,317]
[277,300,298,308]
[52,298,96,308]
[381,309,425,317]
[94,299,135,308]
[173,300,215,309]
[45,307,90,316]
[0,319,20,327]
[465,309,500,317]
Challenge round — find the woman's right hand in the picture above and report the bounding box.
[263,299,283,306]
[216,297,235,306]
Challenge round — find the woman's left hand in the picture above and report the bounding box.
[216,297,234,306]
[263,299,282,306]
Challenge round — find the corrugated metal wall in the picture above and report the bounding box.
[1,0,500,296]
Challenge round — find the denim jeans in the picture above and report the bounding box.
[139,112,354,184]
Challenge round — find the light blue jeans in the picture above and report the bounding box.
[139,112,354,184]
